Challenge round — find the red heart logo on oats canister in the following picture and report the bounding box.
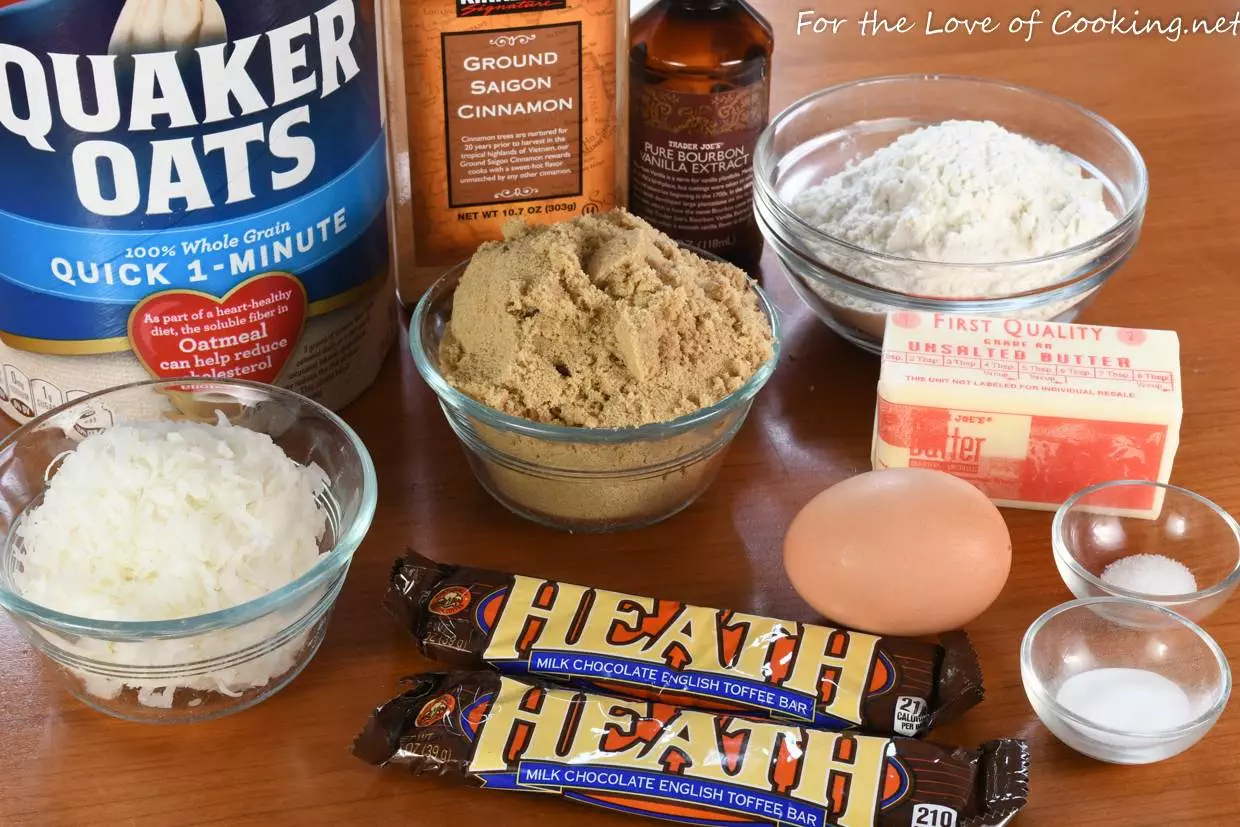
[127,273,308,385]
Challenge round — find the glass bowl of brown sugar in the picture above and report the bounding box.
[409,240,781,534]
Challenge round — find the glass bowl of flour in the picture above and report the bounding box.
[753,74,1148,352]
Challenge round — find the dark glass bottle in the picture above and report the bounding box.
[628,0,774,275]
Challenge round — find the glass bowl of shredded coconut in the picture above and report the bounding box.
[0,379,377,723]
[1053,481,1240,625]
[753,74,1148,352]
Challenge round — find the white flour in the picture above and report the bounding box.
[787,120,1120,334]
[794,120,1115,264]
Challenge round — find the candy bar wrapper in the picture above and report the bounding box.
[354,671,1030,827]
[384,551,985,738]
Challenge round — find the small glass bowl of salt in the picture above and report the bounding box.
[1053,480,1240,624]
[1022,597,1230,765]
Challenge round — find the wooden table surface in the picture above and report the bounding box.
[5,1,1240,824]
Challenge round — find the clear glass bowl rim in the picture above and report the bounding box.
[1052,480,1240,604]
[0,378,378,639]
[753,73,1151,272]
[409,256,784,444]
[1020,596,1232,740]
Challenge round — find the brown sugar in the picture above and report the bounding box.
[440,210,774,429]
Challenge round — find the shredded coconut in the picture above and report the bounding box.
[1101,553,1199,596]
[787,120,1119,329]
[12,416,330,708]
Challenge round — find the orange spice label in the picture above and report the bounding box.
[400,0,620,268]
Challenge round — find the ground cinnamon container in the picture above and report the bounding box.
[388,0,628,303]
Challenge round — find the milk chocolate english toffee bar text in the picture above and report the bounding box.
[384,552,985,737]
[354,671,1029,827]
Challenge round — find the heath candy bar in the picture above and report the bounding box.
[383,551,985,737]
[354,671,1029,827]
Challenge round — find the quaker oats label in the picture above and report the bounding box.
[0,0,394,423]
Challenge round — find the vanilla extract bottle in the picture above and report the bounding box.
[628,0,774,274]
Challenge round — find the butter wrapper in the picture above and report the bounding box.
[873,311,1182,517]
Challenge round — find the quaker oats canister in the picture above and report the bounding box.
[0,0,401,423]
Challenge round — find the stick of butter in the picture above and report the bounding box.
[873,311,1182,516]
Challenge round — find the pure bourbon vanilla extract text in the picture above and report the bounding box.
[629,0,773,273]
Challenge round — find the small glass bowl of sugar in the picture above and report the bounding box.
[1052,480,1240,624]
[1022,597,1230,764]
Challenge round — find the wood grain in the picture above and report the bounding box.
[5,1,1240,824]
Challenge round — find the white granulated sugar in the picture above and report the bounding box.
[1101,553,1199,596]
[14,416,330,707]
[793,120,1117,264]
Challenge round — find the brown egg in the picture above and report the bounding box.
[783,468,1011,636]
